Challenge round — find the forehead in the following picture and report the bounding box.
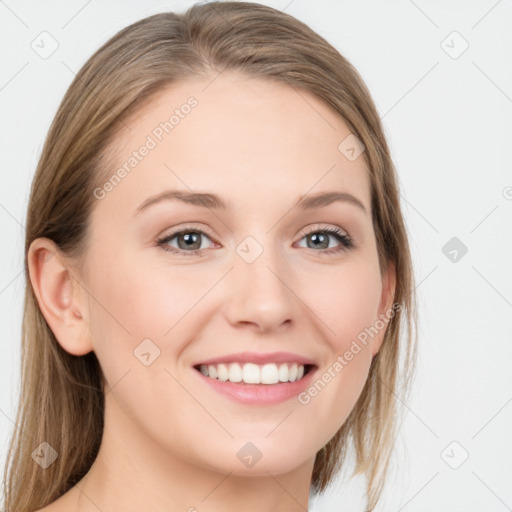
[97,72,370,218]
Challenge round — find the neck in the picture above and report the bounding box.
[69,392,315,512]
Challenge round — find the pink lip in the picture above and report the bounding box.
[192,351,317,367]
[194,365,318,405]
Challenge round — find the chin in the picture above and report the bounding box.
[198,438,315,477]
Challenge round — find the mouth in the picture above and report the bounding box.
[193,362,316,385]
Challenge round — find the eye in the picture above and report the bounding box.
[157,227,216,256]
[295,226,354,255]
[156,225,354,257]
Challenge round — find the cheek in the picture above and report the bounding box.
[303,258,383,350]
[294,259,382,432]
[86,251,212,372]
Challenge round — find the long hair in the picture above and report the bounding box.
[3,2,418,510]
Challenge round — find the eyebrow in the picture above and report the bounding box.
[133,189,367,216]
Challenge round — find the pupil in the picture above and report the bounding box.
[179,232,201,250]
[309,233,328,249]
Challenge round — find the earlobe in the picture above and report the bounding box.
[27,237,92,356]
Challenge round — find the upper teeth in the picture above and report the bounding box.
[198,362,306,384]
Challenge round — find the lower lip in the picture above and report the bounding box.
[193,366,317,405]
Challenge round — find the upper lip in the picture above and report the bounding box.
[193,351,317,367]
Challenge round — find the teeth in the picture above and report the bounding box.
[261,363,279,384]
[198,362,308,384]
[217,363,229,382]
[208,365,217,379]
[228,362,243,382]
[243,363,261,384]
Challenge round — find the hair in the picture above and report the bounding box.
[3,2,418,511]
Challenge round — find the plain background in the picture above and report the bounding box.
[1,1,511,510]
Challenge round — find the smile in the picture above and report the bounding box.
[193,362,318,405]
[194,362,314,384]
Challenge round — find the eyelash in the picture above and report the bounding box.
[156,225,354,257]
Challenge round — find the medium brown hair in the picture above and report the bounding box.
[3,2,417,510]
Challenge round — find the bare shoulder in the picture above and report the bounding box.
[33,485,81,512]
[34,501,68,512]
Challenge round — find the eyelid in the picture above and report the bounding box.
[298,223,349,238]
[158,223,217,241]
[295,224,354,253]
[155,224,218,256]
[158,223,349,243]
[156,222,354,256]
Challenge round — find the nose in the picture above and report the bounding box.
[222,238,301,333]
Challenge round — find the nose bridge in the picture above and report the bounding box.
[224,231,298,330]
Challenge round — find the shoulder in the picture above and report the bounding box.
[33,486,80,512]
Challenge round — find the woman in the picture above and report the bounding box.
[3,2,417,511]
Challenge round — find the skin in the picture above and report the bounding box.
[29,71,395,512]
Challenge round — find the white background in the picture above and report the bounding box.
[1,1,511,511]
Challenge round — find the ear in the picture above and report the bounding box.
[371,260,397,357]
[27,237,93,356]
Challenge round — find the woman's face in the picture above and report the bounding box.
[77,72,394,477]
